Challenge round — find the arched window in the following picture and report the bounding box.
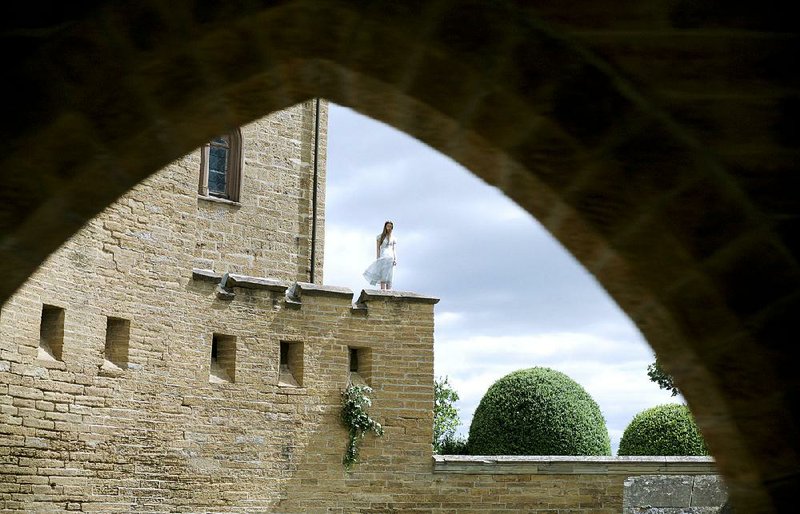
[199,129,243,202]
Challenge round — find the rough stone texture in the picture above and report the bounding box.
[1,2,798,512]
[623,475,728,513]
[191,103,327,283]
[693,474,730,507]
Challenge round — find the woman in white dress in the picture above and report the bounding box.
[363,221,397,290]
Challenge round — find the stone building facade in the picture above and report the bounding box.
[1,98,461,512]
[0,100,425,511]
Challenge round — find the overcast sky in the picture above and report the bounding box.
[322,103,681,455]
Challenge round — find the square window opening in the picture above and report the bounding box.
[103,317,130,371]
[279,341,304,387]
[210,333,236,383]
[38,305,65,361]
[348,346,372,387]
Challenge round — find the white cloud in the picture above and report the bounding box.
[322,225,372,295]
[435,311,465,328]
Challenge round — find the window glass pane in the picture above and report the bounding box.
[204,132,237,199]
[208,145,228,195]
[209,146,228,174]
[208,169,226,195]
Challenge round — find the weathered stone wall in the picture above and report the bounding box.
[190,100,327,282]
[426,456,721,514]
[0,103,350,512]
[624,475,728,514]
[0,279,437,512]
[278,451,722,513]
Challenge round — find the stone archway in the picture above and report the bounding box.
[3,2,797,512]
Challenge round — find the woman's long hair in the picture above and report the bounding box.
[378,221,394,246]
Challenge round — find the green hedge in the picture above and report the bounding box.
[618,403,709,456]
[467,367,611,455]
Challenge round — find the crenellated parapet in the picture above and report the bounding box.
[192,267,439,312]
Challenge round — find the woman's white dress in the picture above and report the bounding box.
[363,235,396,286]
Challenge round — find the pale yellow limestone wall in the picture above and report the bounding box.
[0,276,437,512]
[190,100,327,283]
[0,101,345,512]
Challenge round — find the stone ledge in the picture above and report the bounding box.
[226,274,289,292]
[290,282,353,299]
[192,268,223,282]
[196,194,242,207]
[193,269,290,291]
[357,289,440,305]
[433,455,717,475]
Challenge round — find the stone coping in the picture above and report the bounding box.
[192,269,290,292]
[291,281,354,298]
[192,269,439,307]
[357,289,440,305]
[192,268,223,282]
[227,274,289,292]
[433,455,717,475]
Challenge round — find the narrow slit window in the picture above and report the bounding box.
[38,305,64,361]
[348,346,372,386]
[210,333,236,383]
[279,341,303,387]
[103,317,130,371]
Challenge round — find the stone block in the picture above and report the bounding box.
[623,474,729,512]
[691,475,728,506]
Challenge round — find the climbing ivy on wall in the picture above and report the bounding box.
[341,384,384,469]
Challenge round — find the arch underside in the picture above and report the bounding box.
[2,2,798,511]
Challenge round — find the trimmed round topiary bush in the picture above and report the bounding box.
[467,367,611,455]
[618,403,709,456]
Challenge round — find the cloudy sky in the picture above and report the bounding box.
[322,103,681,455]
